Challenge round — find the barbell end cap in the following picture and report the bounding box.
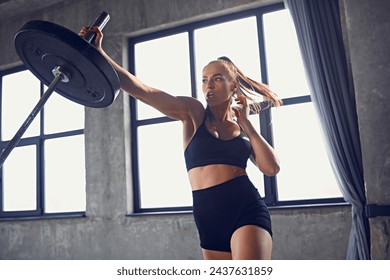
[52,66,70,83]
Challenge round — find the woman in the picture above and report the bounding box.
[80,26,281,260]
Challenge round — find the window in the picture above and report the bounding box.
[0,66,86,218]
[129,3,343,213]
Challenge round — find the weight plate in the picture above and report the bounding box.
[14,20,120,108]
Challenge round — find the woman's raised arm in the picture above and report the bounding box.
[82,26,201,122]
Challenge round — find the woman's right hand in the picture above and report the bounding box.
[79,26,103,50]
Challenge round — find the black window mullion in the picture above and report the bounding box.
[128,39,143,213]
[256,11,279,205]
[38,138,44,215]
[39,81,44,214]
[188,30,198,99]
[130,107,142,212]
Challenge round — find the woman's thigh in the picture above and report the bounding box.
[230,225,273,260]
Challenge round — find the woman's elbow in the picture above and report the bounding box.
[260,162,280,177]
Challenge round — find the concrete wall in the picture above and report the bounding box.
[342,0,390,259]
[3,0,387,259]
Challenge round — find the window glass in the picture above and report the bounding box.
[263,10,310,98]
[44,89,84,134]
[194,17,262,104]
[3,145,37,211]
[135,33,191,120]
[271,103,342,200]
[1,70,40,140]
[44,135,86,212]
[137,121,191,208]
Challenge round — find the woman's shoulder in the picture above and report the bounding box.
[178,96,205,116]
[177,96,203,107]
[177,96,205,131]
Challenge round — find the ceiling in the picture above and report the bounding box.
[0,0,67,20]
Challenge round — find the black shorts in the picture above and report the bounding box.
[192,175,272,252]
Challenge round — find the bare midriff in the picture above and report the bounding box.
[188,164,247,191]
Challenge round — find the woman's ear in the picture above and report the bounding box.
[231,80,239,93]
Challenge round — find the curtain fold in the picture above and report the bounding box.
[284,0,370,259]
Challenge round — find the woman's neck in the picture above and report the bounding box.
[207,103,233,123]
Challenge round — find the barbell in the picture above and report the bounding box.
[0,11,120,168]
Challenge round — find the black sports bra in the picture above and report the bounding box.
[184,119,252,171]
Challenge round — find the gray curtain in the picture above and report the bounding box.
[284,0,370,259]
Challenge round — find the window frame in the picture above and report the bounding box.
[0,65,86,220]
[128,3,346,214]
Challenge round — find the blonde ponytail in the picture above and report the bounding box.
[217,56,282,113]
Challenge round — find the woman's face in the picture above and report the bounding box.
[202,61,236,106]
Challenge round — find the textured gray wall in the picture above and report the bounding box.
[3,0,387,259]
[342,0,390,259]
